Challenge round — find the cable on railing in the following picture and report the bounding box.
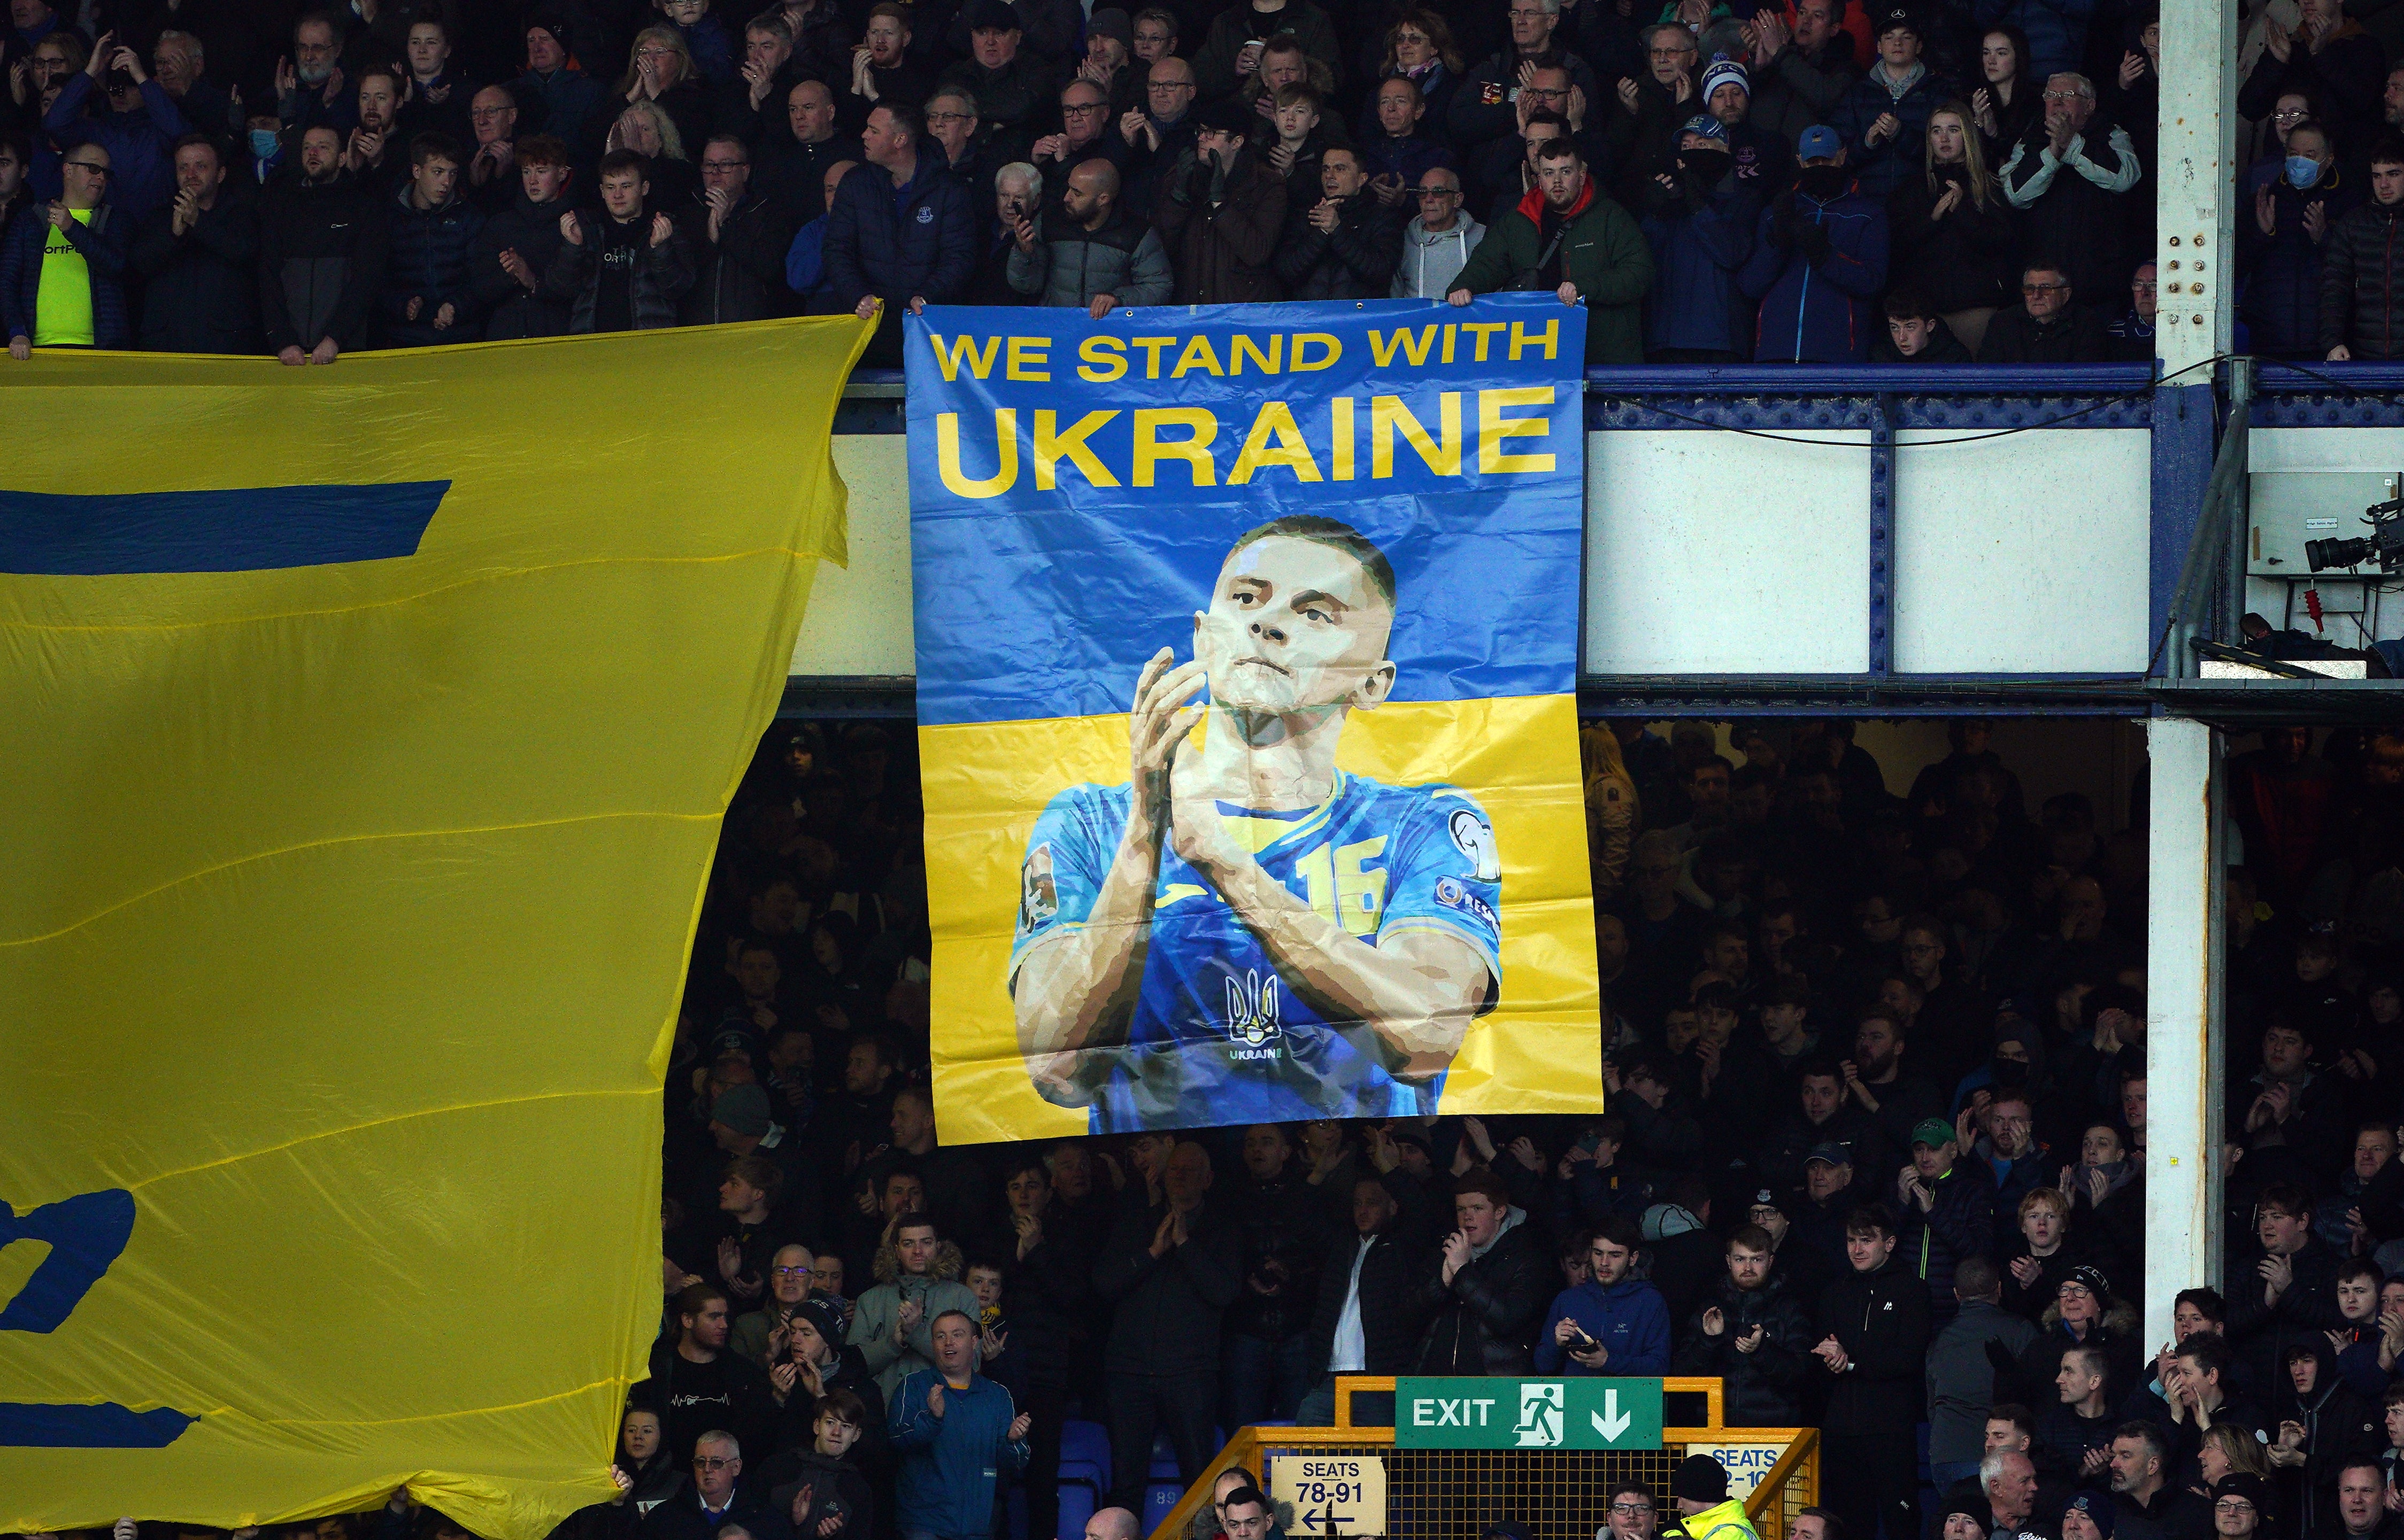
[1589,353,2232,448]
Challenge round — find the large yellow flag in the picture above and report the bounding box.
[0,318,871,1539]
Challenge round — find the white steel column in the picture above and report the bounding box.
[2154,0,2238,370]
[2144,718,2226,1349]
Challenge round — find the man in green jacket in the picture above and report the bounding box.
[1446,136,1652,364]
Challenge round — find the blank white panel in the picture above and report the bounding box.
[792,435,915,677]
[1892,429,2150,674]
[1584,429,1871,674]
[2250,426,2404,472]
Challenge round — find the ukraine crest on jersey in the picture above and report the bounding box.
[1010,769,1503,1128]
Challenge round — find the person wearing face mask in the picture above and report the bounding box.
[2242,116,2358,357]
[1638,113,1759,361]
[1738,123,1887,361]
[1887,100,2015,353]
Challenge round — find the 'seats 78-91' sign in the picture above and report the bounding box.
[1394,1378,1666,1450]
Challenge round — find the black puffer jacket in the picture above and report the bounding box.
[2321,197,2404,358]
[1671,1272,1815,1427]
[1412,1209,1551,1376]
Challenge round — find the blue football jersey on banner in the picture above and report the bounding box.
[1010,768,1502,1129]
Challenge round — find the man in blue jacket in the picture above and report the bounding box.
[42,31,187,222]
[825,100,974,366]
[1535,1217,1673,1376]
[1739,126,1888,362]
[889,1308,1031,1540]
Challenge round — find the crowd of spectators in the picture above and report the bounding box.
[13,709,2404,1540]
[5,0,2402,368]
[414,715,2398,1540]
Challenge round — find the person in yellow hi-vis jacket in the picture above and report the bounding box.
[1666,1454,1760,1540]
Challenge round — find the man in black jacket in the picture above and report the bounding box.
[1093,1141,1240,1513]
[1673,1224,1814,1426]
[1413,1168,1550,1376]
[1983,260,2109,361]
[1299,1174,1429,1425]
[2323,141,2404,359]
[757,81,863,223]
[679,133,800,324]
[133,132,257,352]
[1274,144,1404,298]
[1815,1203,1934,1540]
[259,124,386,366]
[469,133,573,338]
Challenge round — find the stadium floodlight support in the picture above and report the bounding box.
[2149,0,2239,659]
[2144,718,2226,1349]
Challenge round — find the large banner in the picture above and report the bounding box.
[1,319,870,1538]
[907,296,1601,1142]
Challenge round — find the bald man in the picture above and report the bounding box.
[1086,1509,1142,1540]
[1005,156,1172,314]
[1096,1141,1241,1511]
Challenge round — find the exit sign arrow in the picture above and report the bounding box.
[1592,1388,1634,1442]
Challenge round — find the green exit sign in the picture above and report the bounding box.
[1394,1378,1665,1450]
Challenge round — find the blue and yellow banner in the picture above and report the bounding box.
[1,318,871,1538]
[906,296,1602,1142]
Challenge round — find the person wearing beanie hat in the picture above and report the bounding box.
[712,1082,776,1147]
[1670,1454,1760,1540]
[2061,1491,2115,1540]
[2211,1475,2272,1537]
[1625,107,1760,362]
[513,10,608,149]
[1822,0,1945,199]
[1701,57,1748,113]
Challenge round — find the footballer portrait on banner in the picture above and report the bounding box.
[1005,515,1504,1131]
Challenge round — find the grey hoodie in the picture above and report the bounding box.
[1390,213,1485,299]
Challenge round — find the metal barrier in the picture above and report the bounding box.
[1144,1378,1817,1540]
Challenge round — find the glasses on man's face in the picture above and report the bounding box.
[2023,281,2066,295]
[1414,185,1460,199]
[772,1264,812,1278]
[1651,46,1691,59]
[471,105,512,119]
[2275,109,2308,121]
[2133,280,2159,293]
[2215,1503,2255,1517]
[926,110,972,123]
[1610,1503,1655,1516]
[1064,100,1108,115]
[703,158,749,171]
[2041,89,2082,102]
[694,1456,737,1471]
[1524,86,1566,100]
[64,160,108,176]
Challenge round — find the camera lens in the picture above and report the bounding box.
[2306,537,2372,570]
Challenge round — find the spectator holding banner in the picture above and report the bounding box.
[1446,136,1652,363]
